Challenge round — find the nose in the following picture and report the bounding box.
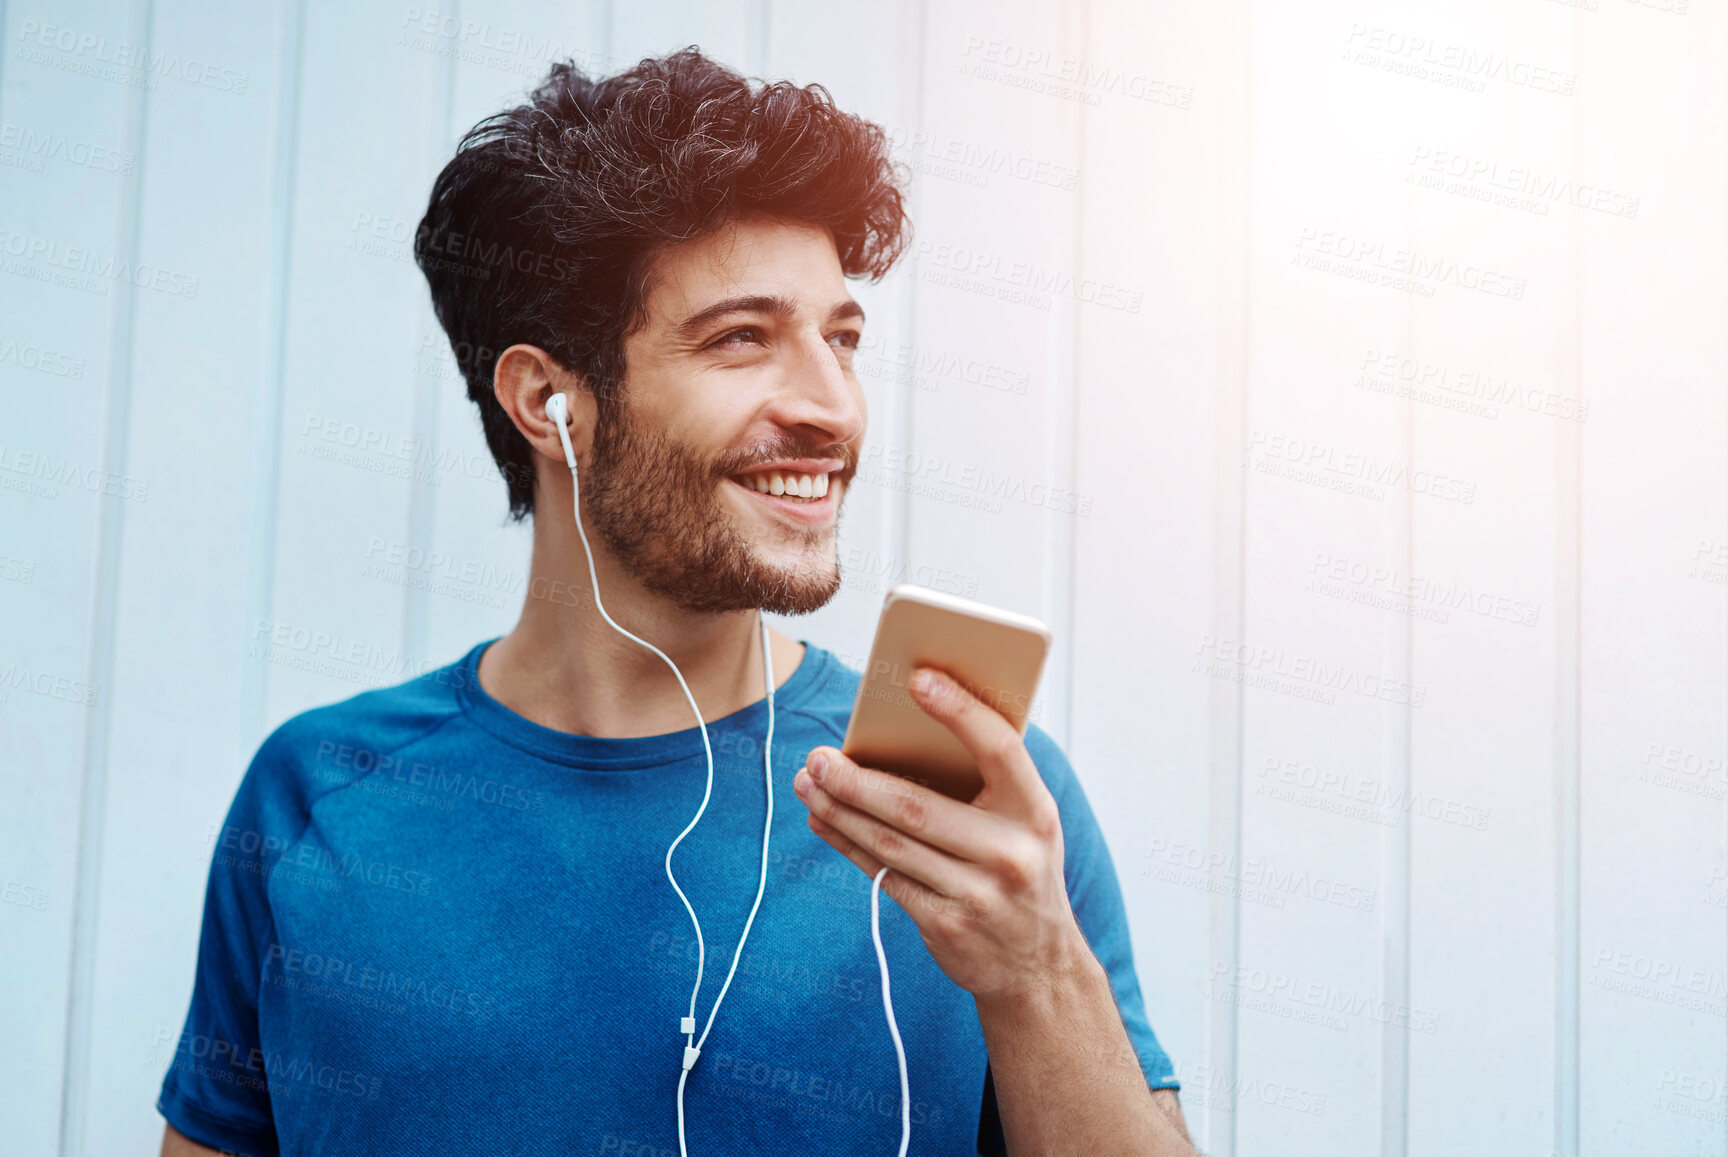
[764,326,865,449]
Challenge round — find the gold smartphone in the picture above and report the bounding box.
[839,584,1052,803]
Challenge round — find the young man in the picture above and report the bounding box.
[159,49,1191,1156]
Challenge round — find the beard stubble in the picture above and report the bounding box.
[579,397,854,616]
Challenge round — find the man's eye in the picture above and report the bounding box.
[713,326,764,348]
[828,331,860,352]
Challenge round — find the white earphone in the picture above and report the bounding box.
[542,392,908,1157]
[545,391,577,469]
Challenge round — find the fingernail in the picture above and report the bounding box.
[809,752,828,782]
[910,669,937,698]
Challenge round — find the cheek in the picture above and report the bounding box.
[643,407,747,478]
[667,389,757,457]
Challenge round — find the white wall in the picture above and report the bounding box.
[1,1,1722,1154]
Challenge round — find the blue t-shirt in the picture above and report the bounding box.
[159,638,1176,1155]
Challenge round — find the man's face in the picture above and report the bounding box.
[580,215,867,616]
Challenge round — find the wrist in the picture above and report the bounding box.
[975,924,1101,1015]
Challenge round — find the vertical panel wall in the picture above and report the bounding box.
[1,4,146,1153]
[1577,3,1726,1152]
[1,1,1722,1155]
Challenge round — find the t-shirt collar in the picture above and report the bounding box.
[452,635,831,769]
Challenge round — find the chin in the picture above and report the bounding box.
[749,549,843,616]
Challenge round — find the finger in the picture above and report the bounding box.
[803,746,1018,865]
[907,667,1051,817]
[803,809,985,928]
[794,767,977,899]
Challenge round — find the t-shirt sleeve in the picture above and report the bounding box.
[976,724,1178,1154]
[157,729,299,1157]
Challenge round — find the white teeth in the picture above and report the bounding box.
[736,469,832,501]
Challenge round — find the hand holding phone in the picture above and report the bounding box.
[800,584,1095,1012]
[840,584,1052,802]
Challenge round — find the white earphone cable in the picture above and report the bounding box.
[554,423,724,1078]
[674,612,776,1157]
[872,866,911,1157]
[549,398,906,1155]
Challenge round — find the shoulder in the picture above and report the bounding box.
[233,654,469,831]
[268,658,465,759]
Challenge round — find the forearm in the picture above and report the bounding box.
[974,937,1194,1157]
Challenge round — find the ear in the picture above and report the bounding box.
[493,344,597,469]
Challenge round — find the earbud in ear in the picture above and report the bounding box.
[544,393,578,471]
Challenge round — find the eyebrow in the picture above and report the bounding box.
[672,293,865,341]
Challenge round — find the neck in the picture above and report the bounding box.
[478,490,806,740]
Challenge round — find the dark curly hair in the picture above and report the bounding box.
[413,47,911,522]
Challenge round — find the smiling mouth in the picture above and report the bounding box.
[724,467,845,526]
[729,468,831,502]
